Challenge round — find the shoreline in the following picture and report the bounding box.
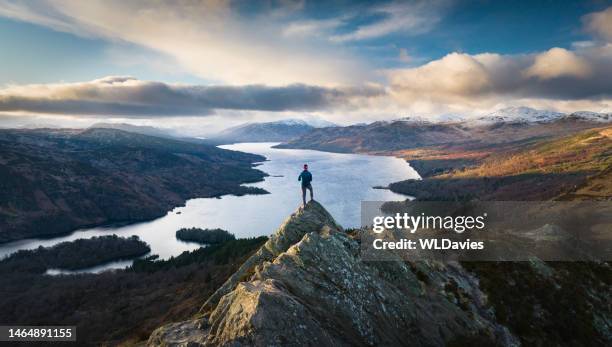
[0,143,419,263]
[0,184,270,252]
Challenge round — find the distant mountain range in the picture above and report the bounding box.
[392,107,611,126]
[89,122,178,138]
[472,106,611,125]
[211,118,337,143]
[278,107,610,153]
[88,122,211,144]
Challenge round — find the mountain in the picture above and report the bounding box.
[0,128,266,243]
[149,201,518,346]
[88,122,211,144]
[149,201,610,346]
[395,113,465,124]
[211,118,336,144]
[471,107,612,126]
[297,116,337,128]
[567,111,612,123]
[89,122,178,138]
[472,106,565,125]
[277,121,472,152]
[390,126,612,201]
[393,115,432,124]
[278,109,608,154]
[391,107,611,128]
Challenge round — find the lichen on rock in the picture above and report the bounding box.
[148,201,518,347]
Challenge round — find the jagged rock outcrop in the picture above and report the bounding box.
[148,201,518,346]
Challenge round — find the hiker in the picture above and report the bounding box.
[298,164,313,205]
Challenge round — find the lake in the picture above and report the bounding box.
[0,143,420,272]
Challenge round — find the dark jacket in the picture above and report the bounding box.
[298,170,312,186]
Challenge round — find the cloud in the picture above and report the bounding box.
[0,0,365,86]
[377,42,612,118]
[524,48,591,80]
[389,53,494,97]
[330,1,449,42]
[583,6,612,42]
[0,76,385,117]
[387,46,612,105]
[282,18,345,38]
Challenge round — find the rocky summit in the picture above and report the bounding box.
[148,201,518,346]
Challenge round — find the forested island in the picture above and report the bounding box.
[0,235,150,274]
[0,236,267,345]
[176,228,236,244]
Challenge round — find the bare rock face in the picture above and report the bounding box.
[148,201,518,347]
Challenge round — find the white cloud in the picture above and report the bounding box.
[330,1,449,42]
[583,6,612,42]
[524,47,591,80]
[382,45,612,117]
[282,18,344,38]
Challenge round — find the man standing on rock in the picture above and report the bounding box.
[298,164,313,205]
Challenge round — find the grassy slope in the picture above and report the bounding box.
[390,126,612,201]
[388,126,612,346]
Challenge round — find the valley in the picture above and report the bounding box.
[0,108,610,346]
[0,128,267,243]
[279,108,612,202]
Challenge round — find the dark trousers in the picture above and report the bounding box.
[301,183,313,204]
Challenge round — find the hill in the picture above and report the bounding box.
[0,128,266,243]
[89,122,178,139]
[211,119,335,144]
[389,126,612,201]
[149,201,611,346]
[89,122,210,144]
[278,116,606,154]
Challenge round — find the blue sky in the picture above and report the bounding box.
[0,0,611,130]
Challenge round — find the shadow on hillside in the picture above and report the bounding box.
[389,172,589,201]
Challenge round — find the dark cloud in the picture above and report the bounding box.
[0,77,384,117]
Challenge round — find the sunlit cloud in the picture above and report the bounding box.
[524,48,592,80]
[0,0,366,86]
[386,43,612,113]
[583,6,612,42]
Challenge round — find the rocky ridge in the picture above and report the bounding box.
[148,201,518,346]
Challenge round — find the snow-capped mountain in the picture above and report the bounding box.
[473,106,565,125]
[382,107,610,128]
[254,118,337,128]
[211,117,336,143]
[297,116,337,128]
[394,115,432,124]
[435,113,466,123]
[393,113,466,124]
[566,111,611,123]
